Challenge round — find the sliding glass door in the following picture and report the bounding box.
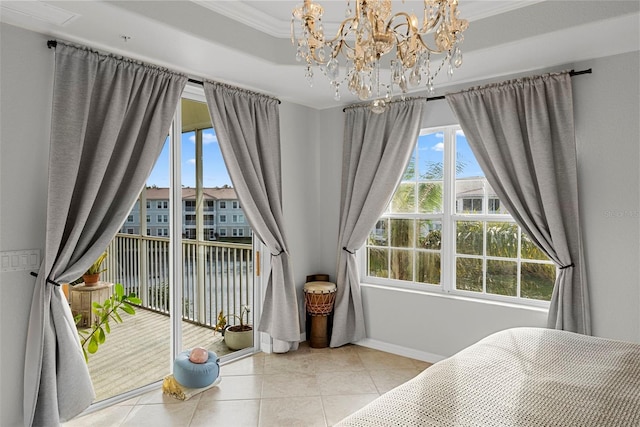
[89,84,258,404]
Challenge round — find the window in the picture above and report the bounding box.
[185,200,196,211]
[127,215,134,223]
[461,198,482,213]
[232,201,239,209]
[364,126,555,305]
[127,228,134,234]
[232,228,245,237]
[204,214,214,225]
[185,214,196,225]
[157,214,168,223]
[184,229,196,239]
[218,228,227,237]
[147,228,152,236]
[157,200,168,209]
[232,214,244,223]
[146,201,151,209]
[205,200,215,210]
[146,215,151,223]
[219,201,226,209]
[219,215,227,223]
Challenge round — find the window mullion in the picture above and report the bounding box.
[442,127,455,293]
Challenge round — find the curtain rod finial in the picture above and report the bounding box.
[47,40,57,49]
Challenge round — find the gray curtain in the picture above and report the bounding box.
[23,42,186,426]
[203,82,300,353]
[446,71,590,334]
[331,100,425,347]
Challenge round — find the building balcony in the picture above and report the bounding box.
[86,233,254,401]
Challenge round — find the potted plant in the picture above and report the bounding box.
[83,252,108,286]
[215,305,253,350]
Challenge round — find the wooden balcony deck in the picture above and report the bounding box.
[84,308,233,402]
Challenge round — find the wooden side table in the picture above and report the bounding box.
[70,282,114,328]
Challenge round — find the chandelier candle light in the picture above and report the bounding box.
[291,0,468,112]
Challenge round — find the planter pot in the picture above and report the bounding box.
[82,273,100,286]
[224,325,253,350]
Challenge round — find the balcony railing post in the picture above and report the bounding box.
[195,129,206,324]
[140,190,149,307]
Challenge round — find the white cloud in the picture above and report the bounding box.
[432,142,445,152]
[456,129,465,136]
[187,133,218,145]
[203,133,218,145]
[187,158,196,165]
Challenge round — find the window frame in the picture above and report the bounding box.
[361,125,553,309]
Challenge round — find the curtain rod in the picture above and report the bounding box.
[47,40,281,104]
[47,40,589,109]
[343,68,592,111]
[424,68,591,102]
[186,78,282,104]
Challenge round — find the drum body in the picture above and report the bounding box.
[303,281,337,348]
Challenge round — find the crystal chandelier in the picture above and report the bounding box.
[291,0,468,112]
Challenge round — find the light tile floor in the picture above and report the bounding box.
[63,342,431,427]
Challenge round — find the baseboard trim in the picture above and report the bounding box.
[354,337,447,364]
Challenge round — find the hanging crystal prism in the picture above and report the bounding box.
[452,45,463,68]
[326,57,339,81]
[305,65,314,87]
[370,98,386,114]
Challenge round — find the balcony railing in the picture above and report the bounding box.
[103,233,253,329]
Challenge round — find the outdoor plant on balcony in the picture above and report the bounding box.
[75,283,142,362]
[215,305,252,333]
[82,251,108,285]
[215,305,253,351]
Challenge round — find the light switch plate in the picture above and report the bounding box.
[0,249,40,272]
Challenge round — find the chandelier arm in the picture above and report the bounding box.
[323,18,358,47]
[386,12,419,35]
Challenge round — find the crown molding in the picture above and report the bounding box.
[191,0,546,39]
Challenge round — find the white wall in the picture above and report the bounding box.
[279,102,344,332]
[315,51,640,361]
[0,24,53,426]
[279,101,323,325]
[1,20,638,425]
[572,52,640,343]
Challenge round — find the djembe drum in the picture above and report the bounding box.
[303,281,337,348]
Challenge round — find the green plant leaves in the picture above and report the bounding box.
[128,296,142,305]
[78,282,138,363]
[115,283,125,299]
[120,303,135,315]
[88,335,99,354]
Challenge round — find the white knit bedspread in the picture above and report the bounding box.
[336,328,640,426]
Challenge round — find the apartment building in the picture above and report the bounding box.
[120,187,251,240]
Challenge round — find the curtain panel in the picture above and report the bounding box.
[331,100,425,347]
[446,71,590,335]
[23,42,186,426]
[203,82,300,353]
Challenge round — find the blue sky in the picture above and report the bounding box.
[415,130,484,179]
[147,128,484,187]
[147,128,233,188]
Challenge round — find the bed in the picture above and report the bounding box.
[336,328,640,426]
